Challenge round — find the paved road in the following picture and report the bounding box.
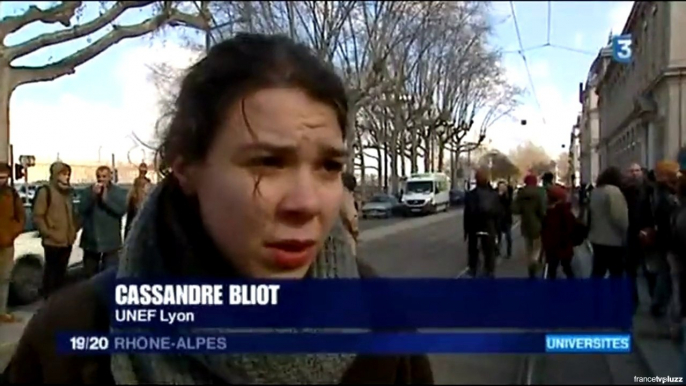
[359,211,652,385]
[358,206,462,232]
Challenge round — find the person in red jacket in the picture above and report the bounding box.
[542,185,576,279]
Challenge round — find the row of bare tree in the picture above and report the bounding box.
[150,1,521,194]
[1,1,520,195]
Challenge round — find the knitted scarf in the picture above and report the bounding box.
[110,180,359,384]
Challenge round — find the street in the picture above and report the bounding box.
[359,211,652,385]
[0,209,659,383]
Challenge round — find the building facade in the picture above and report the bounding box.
[596,2,686,171]
[579,46,610,185]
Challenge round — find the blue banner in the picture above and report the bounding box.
[57,332,632,355]
[110,279,633,329]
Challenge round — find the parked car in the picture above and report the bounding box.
[449,189,466,206]
[361,194,403,219]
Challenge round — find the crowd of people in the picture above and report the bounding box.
[0,161,153,323]
[462,152,686,350]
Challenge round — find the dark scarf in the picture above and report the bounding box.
[111,178,359,384]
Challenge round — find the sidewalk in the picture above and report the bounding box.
[634,278,681,377]
[572,238,681,377]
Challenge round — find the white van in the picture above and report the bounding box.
[401,173,451,215]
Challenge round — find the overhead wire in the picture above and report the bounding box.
[546,0,551,45]
[509,0,546,125]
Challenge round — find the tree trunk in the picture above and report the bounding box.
[357,131,366,186]
[376,146,383,190]
[423,136,430,172]
[437,142,445,172]
[346,105,359,172]
[0,64,13,163]
[399,135,406,179]
[410,130,418,173]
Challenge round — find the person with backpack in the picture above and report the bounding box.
[513,174,546,278]
[0,163,25,323]
[32,161,79,299]
[464,169,502,278]
[78,166,127,278]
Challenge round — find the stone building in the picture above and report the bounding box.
[595,2,686,170]
[579,44,611,185]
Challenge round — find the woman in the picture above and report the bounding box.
[6,34,433,384]
[541,185,576,279]
[124,177,151,238]
[588,166,629,278]
[496,181,512,258]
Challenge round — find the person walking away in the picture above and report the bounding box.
[541,185,576,279]
[622,162,655,312]
[124,177,152,239]
[496,181,513,258]
[32,162,79,299]
[650,161,682,341]
[513,174,546,278]
[5,32,433,384]
[464,170,502,277]
[649,161,680,320]
[588,166,629,278]
[340,172,360,256]
[0,163,25,322]
[78,166,127,277]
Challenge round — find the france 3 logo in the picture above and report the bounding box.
[612,34,632,64]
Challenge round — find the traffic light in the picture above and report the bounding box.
[14,164,24,180]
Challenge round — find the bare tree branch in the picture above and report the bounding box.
[12,7,208,86]
[0,1,82,39]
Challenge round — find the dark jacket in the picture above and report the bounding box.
[464,185,501,236]
[652,184,679,254]
[541,201,576,260]
[621,181,654,247]
[5,262,433,385]
[498,191,513,229]
[78,183,127,253]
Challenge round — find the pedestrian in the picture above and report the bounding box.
[649,161,681,320]
[588,166,629,278]
[32,161,79,299]
[5,33,433,384]
[134,162,151,185]
[78,165,127,278]
[340,172,360,256]
[464,169,502,278]
[496,181,513,259]
[513,174,546,278]
[541,185,576,279]
[0,163,24,322]
[622,162,655,311]
[124,176,152,239]
[671,147,686,375]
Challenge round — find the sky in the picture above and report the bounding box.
[2,1,634,166]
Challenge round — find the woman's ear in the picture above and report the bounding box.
[172,157,199,195]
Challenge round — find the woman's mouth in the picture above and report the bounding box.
[264,239,317,270]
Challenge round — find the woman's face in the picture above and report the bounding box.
[179,88,346,279]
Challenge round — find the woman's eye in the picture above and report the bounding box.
[252,156,285,168]
[323,160,344,172]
